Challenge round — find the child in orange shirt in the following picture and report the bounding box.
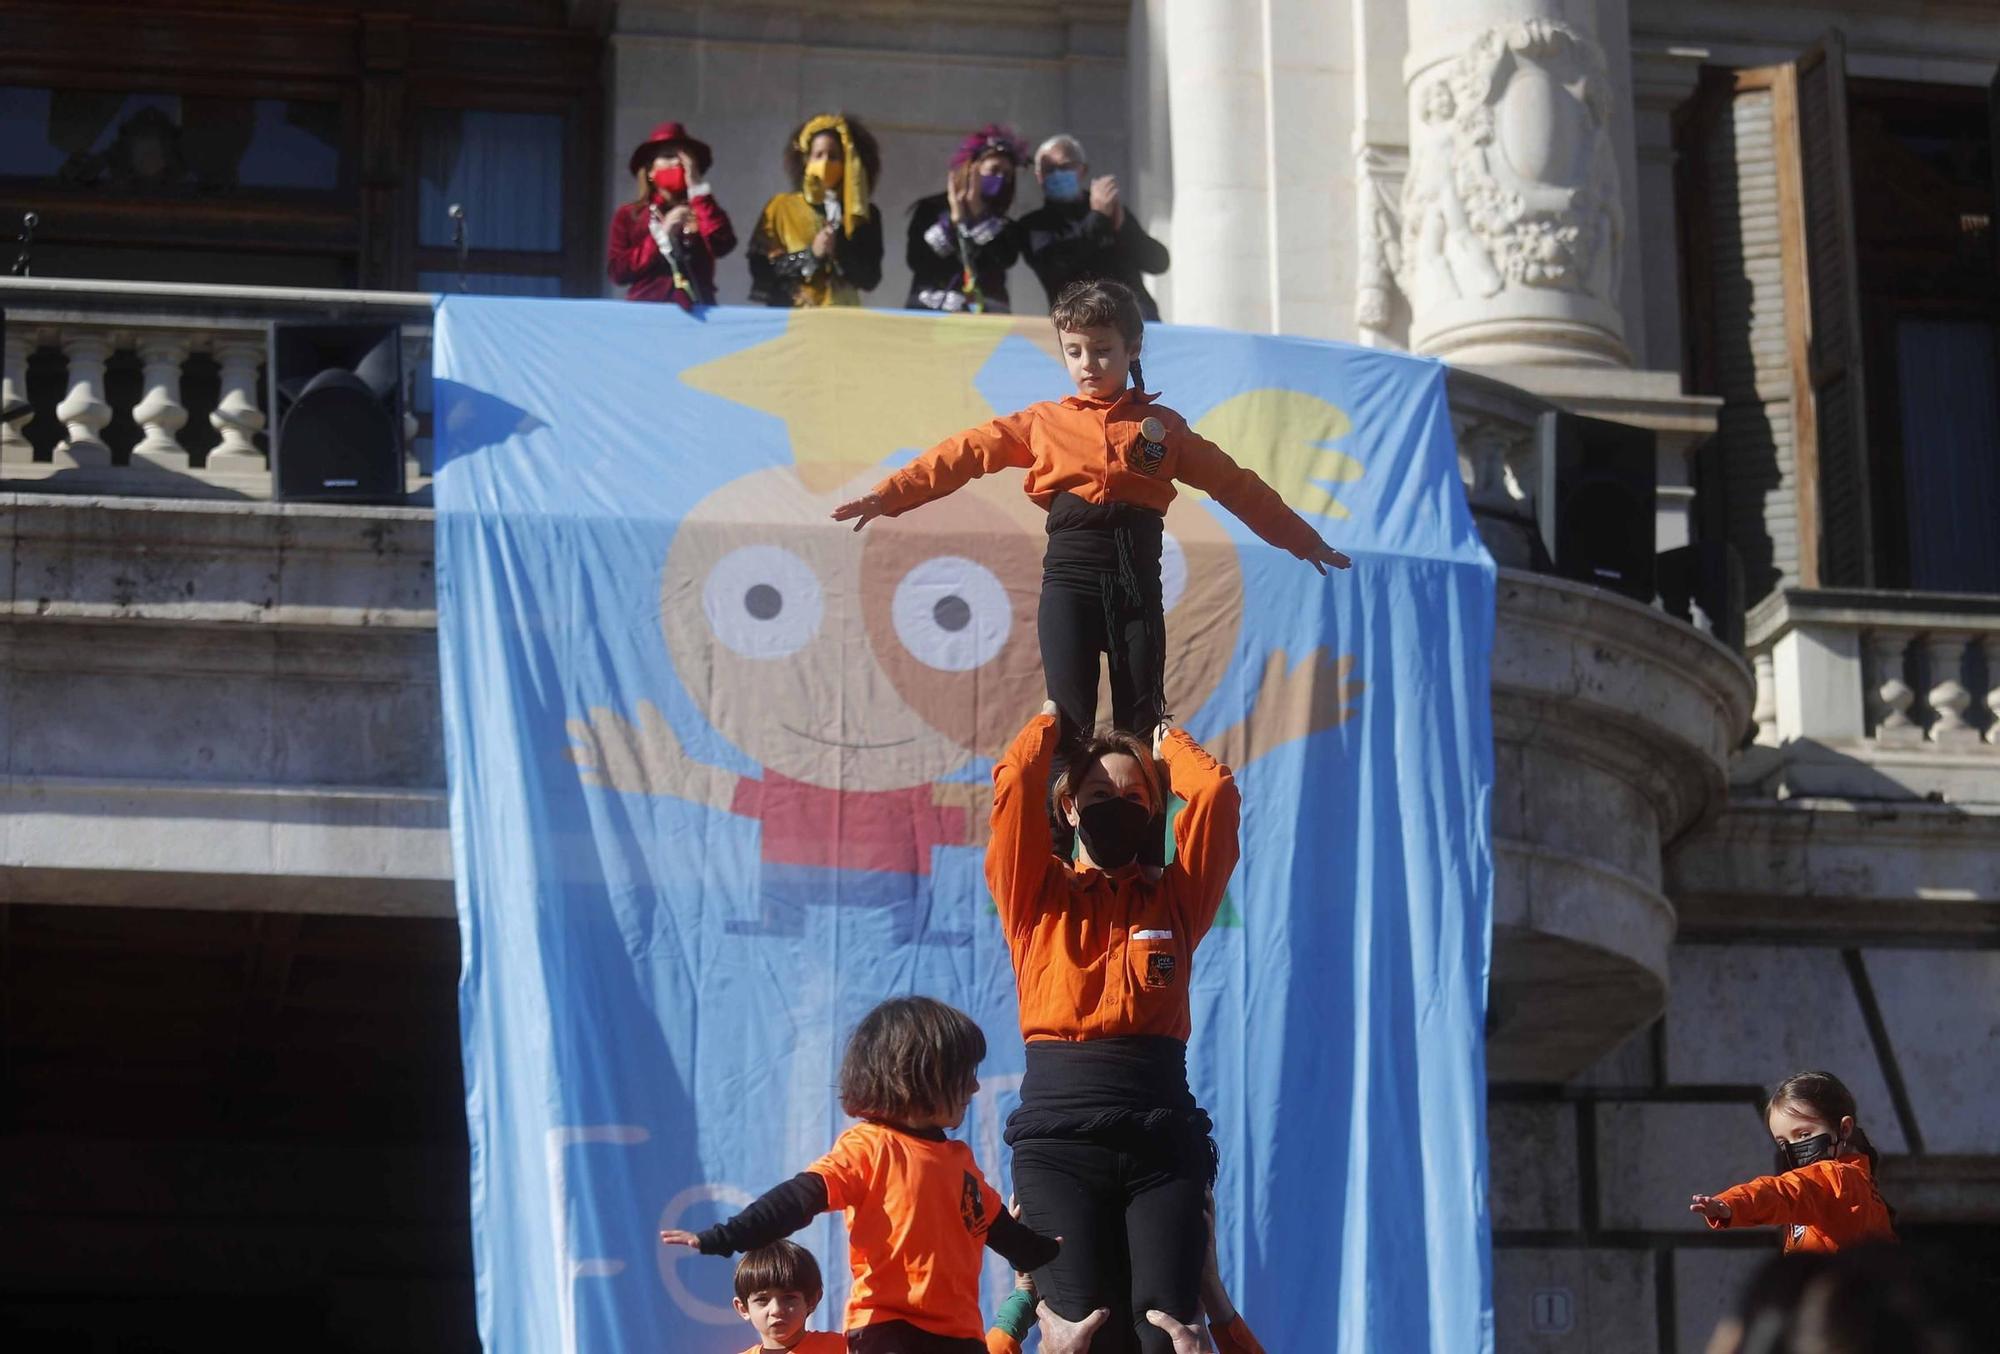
[729,1241,847,1354]
[1689,1070,1898,1253]
[663,996,1059,1353]
[832,277,1349,861]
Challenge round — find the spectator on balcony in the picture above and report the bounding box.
[905,124,1029,314]
[749,113,884,308]
[1019,134,1170,321]
[607,121,735,309]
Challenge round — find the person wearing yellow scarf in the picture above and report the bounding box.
[749,112,885,308]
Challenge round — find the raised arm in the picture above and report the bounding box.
[986,708,1061,940]
[667,1171,830,1255]
[833,409,1036,528]
[1175,430,1350,572]
[1159,725,1240,943]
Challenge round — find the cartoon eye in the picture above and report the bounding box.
[701,545,823,660]
[1161,529,1188,613]
[892,556,1011,672]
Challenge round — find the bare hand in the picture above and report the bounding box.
[811,223,837,259]
[1152,720,1172,759]
[947,165,977,223]
[829,493,883,531]
[1689,1194,1732,1223]
[1090,175,1124,229]
[1037,1304,1110,1354]
[679,148,702,183]
[659,1228,701,1247]
[658,204,694,235]
[1306,541,1353,575]
[1145,1310,1213,1353]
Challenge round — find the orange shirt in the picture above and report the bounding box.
[870,393,1326,561]
[1708,1153,1897,1253]
[740,1336,847,1354]
[808,1122,1007,1340]
[986,713,1239,1043]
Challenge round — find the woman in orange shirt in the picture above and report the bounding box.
[984,700,1238,1354]
[1689,1070,1898,1253]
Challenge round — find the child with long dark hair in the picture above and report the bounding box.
[1689,1070,1898,1253]
[662,996,1059,1354]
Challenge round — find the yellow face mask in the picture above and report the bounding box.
[806,152,844,196]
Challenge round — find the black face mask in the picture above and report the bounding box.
[1783,1133,1837,1170]
[1074,798,1153,870]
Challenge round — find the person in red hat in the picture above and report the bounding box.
[607,121,736,308]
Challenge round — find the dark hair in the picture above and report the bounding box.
[1051,278,1145,347]
[1730,1248,1977,1354]
[1052,730,1163,815]
[838,996,985,1124]
[734,1239,823,1305]
[1767,1070,1879,1174]
[783,113,882,192]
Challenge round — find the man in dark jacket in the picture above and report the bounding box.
[1017,134,1170,320]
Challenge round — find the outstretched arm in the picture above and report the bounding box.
[661,1172,829,1255]
[1694,1162,1854,1234]
[1175,431,1350,573]
[831,409,1036,529]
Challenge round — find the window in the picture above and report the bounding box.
[414,108,567,294]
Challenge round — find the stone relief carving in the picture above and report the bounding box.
[1399,19,1623,311]
[1354,142,1407,341]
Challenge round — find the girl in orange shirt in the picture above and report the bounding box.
[983,702,1238,1354]
[833,277,1347,863]
[663,997,1059,1353]
[1689,1070,1898,1253]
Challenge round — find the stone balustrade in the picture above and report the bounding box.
[1,277,432,501]
[1741,588,2000,806]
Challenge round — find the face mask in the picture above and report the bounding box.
[1043,168,1082,202]
[1782,1133,1838,1170]
[809,156,843,191]
[979,172,1009,201]
[651,163,686,196]
[1074,798,1153,870]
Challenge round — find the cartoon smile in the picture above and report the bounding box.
[780,723,918,751]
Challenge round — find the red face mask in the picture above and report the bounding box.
[651,163,687,196]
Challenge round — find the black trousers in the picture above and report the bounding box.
[1012,1135,1208,1354]
[1039,494,1169,868]
[847,1322,983,1354]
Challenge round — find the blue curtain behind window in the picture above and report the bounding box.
[1895,318,2000,593]
[418,109,564,253]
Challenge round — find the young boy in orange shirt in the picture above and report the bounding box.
[730,1241,846,1354]
[832,277,1349,861]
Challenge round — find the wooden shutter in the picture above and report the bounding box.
[1777,31,1872,587]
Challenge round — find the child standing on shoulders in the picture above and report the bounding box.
[730,1241,846,1354]
[831,278,1349,858]
[662,996,1060,1354]
[1689,1069,1898,1253]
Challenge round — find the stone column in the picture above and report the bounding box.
[1152,0,1272,332]
[55,332,113,468]
[130,335,191,471]
[207,340,268,471]
[2,329,34,465]
[1400,0,1630,366]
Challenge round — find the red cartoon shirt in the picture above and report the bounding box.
[733,772,966,875]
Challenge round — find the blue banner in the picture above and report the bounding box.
[434,298,1496,1353]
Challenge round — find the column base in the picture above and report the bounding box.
[1414,293,1632,368]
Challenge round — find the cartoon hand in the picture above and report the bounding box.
[1689,1194,1732,1223]
[932,780,994,847]
[830,493,884,532]
[566,699,737,809]
[1306,540,1353,574]
[1210,649,1363,769]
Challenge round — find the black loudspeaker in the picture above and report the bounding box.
[1535,409,1657,602]
[269,321,405,501]
[1658,540,1746,650]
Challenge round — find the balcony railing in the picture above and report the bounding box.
[2,277,432,500]
[1744,588,2000,804]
